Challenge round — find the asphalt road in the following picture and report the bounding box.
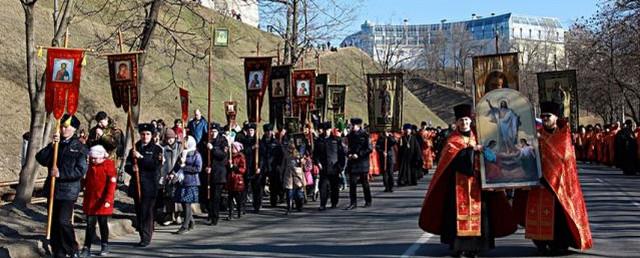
[102,163,640,257]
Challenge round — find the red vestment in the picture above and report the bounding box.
[585,132,595,161]
[515,125,593,250]
[419,130,435,170]
[369,132,381,176]
[419,130,516,237]
[608,129,619,165]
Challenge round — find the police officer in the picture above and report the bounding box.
[125,123,163,247]
[314,121,346,210]
[236,123,259,212]
[37,114,88,258]
[344,118,373,210]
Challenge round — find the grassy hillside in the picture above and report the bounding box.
[0,0,443,182]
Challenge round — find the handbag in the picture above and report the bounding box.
[305,170,314,186]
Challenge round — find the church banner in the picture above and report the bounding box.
[475,88,542,189]
[269,65,291,128]
[179,88,189,122]
[224,100,238,128]
[472,53,519,103]
[314,74,329,122]
[45,48,86,118]
[107,53,139,112]
[537,70,577,129]
[244,57,272,123]
[327,84,346,127]
[366,73,403,132]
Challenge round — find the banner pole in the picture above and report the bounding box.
[207,23,213,200]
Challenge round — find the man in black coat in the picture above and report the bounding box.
[37,114,88,258]
[205,122,229,225]
[614,120,638,175]
[397,124,423,186]
[314,122,346,210]
[344,118,373,210]
[375,129,397,192]
[125,123,163,247]
[236,123,259,212]
[259,124,286,207]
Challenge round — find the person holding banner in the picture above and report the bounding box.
[205,123,229,225]
[314,121,346,210]
[514,102,593,255]
[125,123,163,247]
[259,123,286,207]
[36,114,88,258]
[419,104,516,258]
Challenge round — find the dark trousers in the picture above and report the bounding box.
[50,199,77,257]
[248,175,263,212]
[84,215,109,248]
[319,174,340,208]
[134,197,156,244]
[268,174,284,207]
[180,203,194,230]
[381,159,394,191]
[349,173,372,206]
[209,184,224,223]
[228,191,243,218]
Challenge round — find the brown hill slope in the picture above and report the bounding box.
[0,0,444,182]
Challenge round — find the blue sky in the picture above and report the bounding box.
[343,0,603,36]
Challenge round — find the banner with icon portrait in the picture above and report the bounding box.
[315,73,329,122]
[472,53,519,103]
[45,48,86,118]
[244,57,272,123]
[179,88,189,122]
[269,65,292,128]
[537,70,577,129]
[327,84,346,127]
[366,73,403,132]
[107,53,139,112]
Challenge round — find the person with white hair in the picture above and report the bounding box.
[80,145,117,257]
[173,136,202,234]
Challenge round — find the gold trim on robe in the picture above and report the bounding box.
[525,187,555,240]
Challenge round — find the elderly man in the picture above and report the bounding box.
[187,109,208,145]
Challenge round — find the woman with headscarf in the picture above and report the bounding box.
[227,142,247,219]
[173,136,202,234]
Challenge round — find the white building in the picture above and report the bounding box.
[342,13,565,69]
[198,0,259,28]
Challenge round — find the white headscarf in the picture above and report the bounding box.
[184,135,197,155]
[89,145,108,158]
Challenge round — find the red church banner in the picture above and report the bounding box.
[179,88,189,122]
[107,53,139,112]
[243,57,272,122]
[45,48,85,119]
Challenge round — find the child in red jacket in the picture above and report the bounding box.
[80,145,117,257]
[227,142,246,220]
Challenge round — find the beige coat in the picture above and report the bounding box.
[282,156,307,190]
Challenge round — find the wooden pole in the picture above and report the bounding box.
[256,41,260,56]
[45,119,61,240]
[47,27,70,240]
[255,98,260,172]
[383,136,388,175]
[277,42,281,65]
[117,30,124,53]
[316,54,320,73]
[128,101,142,202]
[207,24,213,200]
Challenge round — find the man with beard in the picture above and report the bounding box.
[514,102,592,255]
[375,129,397,192]
[87,111,122,160]
[205,123,229,225]
[397,124,422,186]
[314,122,346,210]
[419,104,516,258]
[344,118,373,210]
[615,120,638,175]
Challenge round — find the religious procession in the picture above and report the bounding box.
[3,0,640,258]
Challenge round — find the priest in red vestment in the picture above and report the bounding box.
[419,104,516,258]
[418,122,436,174]
[514,102,592,256]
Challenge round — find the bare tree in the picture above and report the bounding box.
[14,0,77,206]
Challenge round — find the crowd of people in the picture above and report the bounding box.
[36,108,448,258]
[572,121,640,175]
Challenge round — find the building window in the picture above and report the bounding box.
[529,29,532,38]
[538,30,541,39]
[520,28,523,38]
